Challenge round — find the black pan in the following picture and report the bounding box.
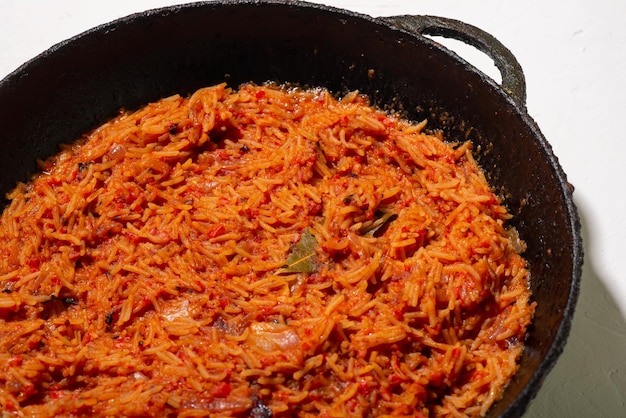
[0,1,583,417]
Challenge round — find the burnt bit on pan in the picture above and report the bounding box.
[250,394,273,418]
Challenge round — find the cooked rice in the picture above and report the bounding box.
[0,82,535,417]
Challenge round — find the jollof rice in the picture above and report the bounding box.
[0,83,535,417]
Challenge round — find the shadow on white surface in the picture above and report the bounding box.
[525,198,626,416]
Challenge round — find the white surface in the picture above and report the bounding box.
[1,1,625,416]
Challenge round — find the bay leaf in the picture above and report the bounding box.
[360,210,397,236]
[278,229,318,274]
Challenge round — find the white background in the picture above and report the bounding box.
[1,1,625,416]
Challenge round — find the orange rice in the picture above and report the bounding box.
[0,82,535,417]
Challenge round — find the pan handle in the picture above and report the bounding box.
[381,15,527,107]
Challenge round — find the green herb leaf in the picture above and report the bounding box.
[360,210,397,236]
[279,229,318,274]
